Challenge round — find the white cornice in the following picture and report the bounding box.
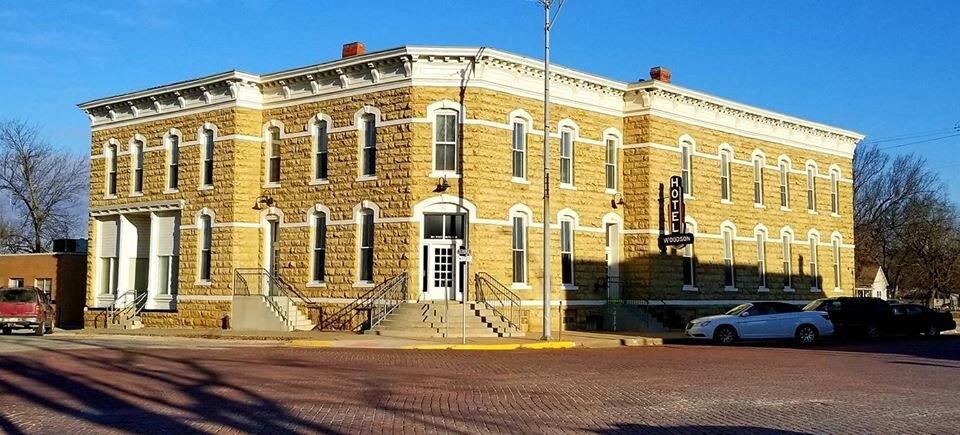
[89,199,185,217]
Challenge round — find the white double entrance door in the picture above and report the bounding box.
[423,240,463,301]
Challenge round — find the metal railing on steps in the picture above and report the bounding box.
[474,272,521,331]
[233,268,319,330]
[317,272,408,332]
[105,289,147,328]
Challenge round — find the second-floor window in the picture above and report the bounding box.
[267,127,281,184]
[168,135,179,190]
[680,142,693,195]
[361,114,377,177]
[199,215,212,281]
[359,209,375,281]
[753,157,764,205]
[605,137,617,190]
[315,121,328,180]
[806,165,817,212]
[107,144,117,196]
[512,121,526,179]
[830,170,840,214]
[720,150,732,201]
[560,129,574,185]
[779,161,790,208]
[202,129,214,187]
[434,112,458,173]
[132,140,144,194]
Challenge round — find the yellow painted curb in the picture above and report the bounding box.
[401,344,454,350]
[450,344,521,351]
[288,340,334,348]
[519,341,576,349]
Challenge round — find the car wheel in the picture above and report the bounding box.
[796,325,818,345]
[45,324,54,334]
[865,325,880,339]
[1,327,11,335]
[926,325,940,337]
[34,325,44,337]
[713,326,737,345]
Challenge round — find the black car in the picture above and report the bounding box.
[803,297,894,338]
[889,304,956,336]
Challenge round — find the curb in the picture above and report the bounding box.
[287,340,334,348]
[401,341,577,351]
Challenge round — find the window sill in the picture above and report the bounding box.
[684,195,695,200]
[720,199,734,205]
[758,287,770,293]
[723,286,738,292]
[353,281,375,288]
[356,175,377,182]
[810,287,822,293]
[163,188,179,194]
[194,280,212,286]
[604,188,619,195]
[682,285,699,292]
[559,184,576,191]
[780,207,792,212]
[511,177,530,185]
[831,213,841,218]
[306,281,326,288]
[264,183,281,189]
[198,185,213,191]
[428,171,461,179]
[807,210,819,215]
[129,192,144,198]
[511,283,532,291]
[103,194,117,200]
[561,284,579,291]
[833,288,843,293]
[754,203,765,209]
[783,287,795,293]
[309,179,329,186]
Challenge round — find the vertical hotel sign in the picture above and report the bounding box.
[660,175,694,247]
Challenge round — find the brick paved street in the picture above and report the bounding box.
[0,335,958,434]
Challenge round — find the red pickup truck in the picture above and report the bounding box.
[0,287,55,336]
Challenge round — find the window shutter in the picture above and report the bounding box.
[99,219,119,257]
[156,213,181,256]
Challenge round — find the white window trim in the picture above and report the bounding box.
[312,114,332,182]
[560,217,576,289]
[679,135,695,197]
[199,124,217,188]
[559,128,575,188]
[264,121,284,188]
[604,135,618,191]
[196,211,214,284]
[165,131,180,193]
[511,213,528,287]
[129,136,145,195]
[511,119,528,181]
[431,110,459,175]
[721,225,737,292]
[681,220,697,292]
[309,210,327,286]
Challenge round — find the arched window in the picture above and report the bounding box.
[781,230,794,290]
[361,114,377,177]
[560,217,575,286]
[167,134,179,190]
[559,128,575,186]
[198,214,213,282]
[202,128,215,187]
[752,153,764,206]
[433,110,458,173]
[312,211,327,283]
[358,208,375,282]
[682,220,697,290]
[315,119,329,181]
[267,126,281,184]
[779,158,791,209]
[832,236,842,291]
[830,168,840,214]
[131,139,144,194]
[756,228,768,290]
[106,144,118,196]
[809,233,820,290]
[512,119,527,180]
[722,224,736,290]
[605,135,618,190]
[806,163,817,212]
[511,213,527,284]
[679,138,694,195]
[720,148,733,202]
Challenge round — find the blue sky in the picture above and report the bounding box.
[1,0,958,200]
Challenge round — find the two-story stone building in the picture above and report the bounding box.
[78,43,862,332]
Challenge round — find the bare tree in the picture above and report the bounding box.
[0,120,88,253]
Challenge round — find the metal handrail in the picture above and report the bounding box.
[474,272,521,331]
[233,268,320,330]
[317,271,408,332]
[106,289,147,327]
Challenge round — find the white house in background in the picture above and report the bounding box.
[855,266,889,300]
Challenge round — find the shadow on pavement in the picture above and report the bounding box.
[0,338,346,434]
[591,423,811,434]
[662,334,960,362]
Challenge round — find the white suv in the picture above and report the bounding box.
[685,302,834,345]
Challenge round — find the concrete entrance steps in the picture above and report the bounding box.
[367,301,524,338]
[107,314,143,330]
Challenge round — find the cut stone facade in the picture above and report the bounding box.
[79,46,862,331]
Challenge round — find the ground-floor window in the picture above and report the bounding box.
[359,209,374,282]
[722,227,735,288]
[512,216,526,284]
[157,255,179,295]
[561,219,574,286]
[34,278,52,297]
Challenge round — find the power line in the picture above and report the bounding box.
[878,132,960,151]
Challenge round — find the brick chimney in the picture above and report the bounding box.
[649,66,671,83]
[342,42,366,58]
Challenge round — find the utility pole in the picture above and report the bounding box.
[538,0,564,341]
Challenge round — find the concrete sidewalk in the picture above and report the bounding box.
[57,328,684,350]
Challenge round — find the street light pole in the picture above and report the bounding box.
[539,0,564,341]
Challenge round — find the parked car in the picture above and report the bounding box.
[889,304,957,336]
[686,302,834,345]
[803,297,893,338]
[0,287,55,336]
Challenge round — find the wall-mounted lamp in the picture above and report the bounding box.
[252,195,275,211]
[433,177,450,193]
[610,193,626,209]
